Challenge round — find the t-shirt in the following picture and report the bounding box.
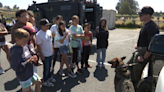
[0,23,6,42]
[69,25,84,48]
[11,21,33,44]
[55,29,69,46]
[36,29,53,57]
[50,24,61,48]
[137,21,159,47]
[82,31,93,46]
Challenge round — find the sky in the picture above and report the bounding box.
[1,0,164,12]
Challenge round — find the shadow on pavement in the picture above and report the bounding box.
[41,68,90,92]
[4,78,20,90]
[93,66,108,81]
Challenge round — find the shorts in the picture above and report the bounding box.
[0,42,7,47]
[59,45,69,54]
[19,73,39,88]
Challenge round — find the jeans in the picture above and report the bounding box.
[96,48,106,64]
[42,55,52,82]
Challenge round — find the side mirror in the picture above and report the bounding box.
[148,34,164,56]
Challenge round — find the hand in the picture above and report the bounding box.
[41,55,45,61]
[65,31,68,36]
[31,55,38,63]
[134,44,138,49]
[138,56,144,62]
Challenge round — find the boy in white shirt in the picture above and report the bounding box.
[36,18,56,87]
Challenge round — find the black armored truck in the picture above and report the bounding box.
[28,0,102,35]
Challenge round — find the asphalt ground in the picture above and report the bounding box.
[0,29,140,92]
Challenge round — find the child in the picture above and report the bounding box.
[11,9,33,44]
[96,18,109,67]
[0,23,10,74]
[81,23,93,69]
[10,28,41,92]
[55,21,76,78]
[23,26,38,73]
[50,15,63,73]
[36,18,56,87]
[69,15,85,74]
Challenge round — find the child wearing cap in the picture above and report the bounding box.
[36,18,56,87]
[10,28,41,92]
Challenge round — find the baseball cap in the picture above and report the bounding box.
[40,18,52,26]
[137,6,154,15]
[23,26,36,35]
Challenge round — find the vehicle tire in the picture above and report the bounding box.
[138,77,153,92]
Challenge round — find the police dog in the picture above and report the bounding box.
[108,57,135,92]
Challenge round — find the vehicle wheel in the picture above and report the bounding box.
[138,77,153,92]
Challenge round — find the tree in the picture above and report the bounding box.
[116,0,139,15]
[13,5,19,10]
[4,5,11,9]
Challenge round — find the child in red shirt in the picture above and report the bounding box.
[81,23,93,69]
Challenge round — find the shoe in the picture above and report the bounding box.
[0,67,5,74]
[59,70,65,77]
[77,69,82,74]
[85,64,92,68]
[42,80,54,87]
[49,76,56,83]
[68,71,77,78]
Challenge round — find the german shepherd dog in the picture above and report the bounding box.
[108,57,135,92]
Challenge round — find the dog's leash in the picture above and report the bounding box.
[125,62,141,67]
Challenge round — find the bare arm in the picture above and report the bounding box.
[72,33,84,39]
[37,45,45,61]
[0,27,8,36]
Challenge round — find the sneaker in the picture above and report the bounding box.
[42,80,54,87]
[68,71,77,78]
[59,70,65,77]
[77,69,82,74]
[49,76,56,83]
[85,64,92,68]
[0,67,5,74]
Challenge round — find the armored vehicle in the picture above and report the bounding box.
[28,0,102,35]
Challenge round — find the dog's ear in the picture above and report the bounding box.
[121,56,126,60]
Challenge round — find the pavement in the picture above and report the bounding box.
[0,29,139,92]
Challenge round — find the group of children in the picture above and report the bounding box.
[0,9,109,92]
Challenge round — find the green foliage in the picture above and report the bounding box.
[4,5,11,9]
[13,5,19,10]
[116,0,139,15]
[116,21,143,28]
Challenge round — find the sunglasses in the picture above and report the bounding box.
[139,13,147,17]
